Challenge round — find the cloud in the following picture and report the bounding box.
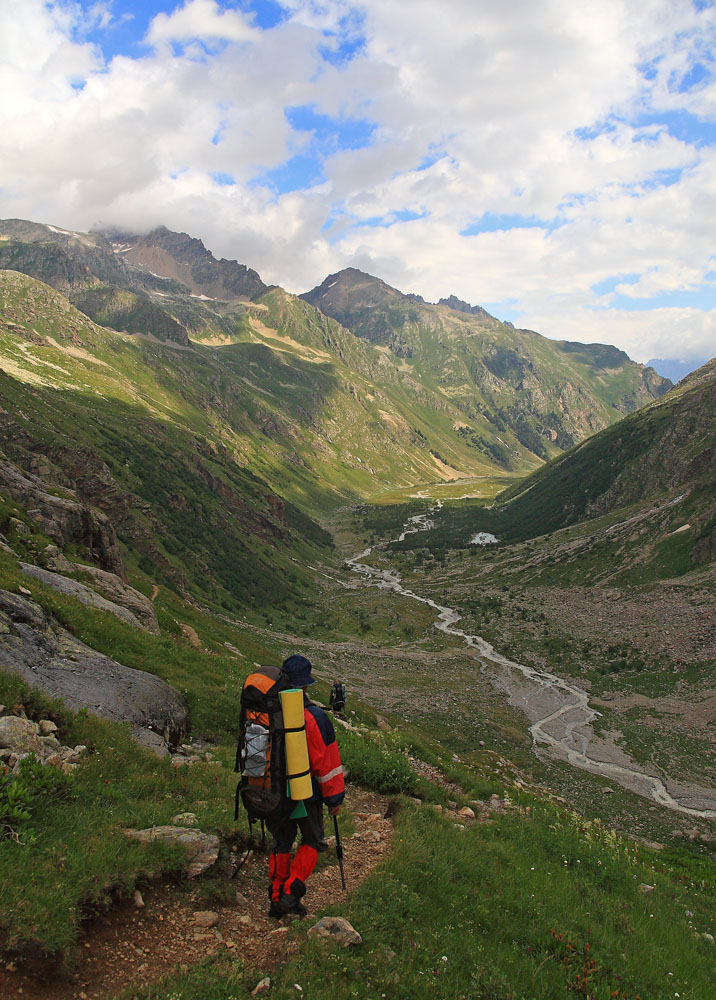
[146,0,259,46]
[0,0,714,363]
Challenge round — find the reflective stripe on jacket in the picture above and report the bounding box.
[305,704,345,808]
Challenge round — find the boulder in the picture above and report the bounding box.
[0,589,187,753]
[0,716,44,756]
[124,826,220,878]
[42,545,74,574]
[308,916,362,947]
[171,812,199,827]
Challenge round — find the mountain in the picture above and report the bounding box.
[302,267,672,461]
[1,219,670,488]
[0,219,260,347]
[646,356,711,383]
[99,225,268,302]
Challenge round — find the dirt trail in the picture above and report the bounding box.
[1,789,394,1000]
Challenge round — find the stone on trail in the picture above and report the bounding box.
[251,978,271,996]
[308,916,362,947]
[171,812,199,827]
[192,910,219,928]
[458,806,476,820]
[124,826,219,878]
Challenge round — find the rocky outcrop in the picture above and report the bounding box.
[71,564,158,632]
[438,294,494,320]
[0,590,187,752]
[0,711,88,773]
[20,563,158,633]
[0,461,127,581]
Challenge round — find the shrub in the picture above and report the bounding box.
[0,755,74,843]
[339,729,416,795]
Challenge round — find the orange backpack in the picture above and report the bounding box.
[234,665,291,822]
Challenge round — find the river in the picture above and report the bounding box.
[348,504,716,820]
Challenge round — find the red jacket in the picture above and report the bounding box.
[305,703,345,808]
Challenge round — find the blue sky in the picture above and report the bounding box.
[1,0,716,363]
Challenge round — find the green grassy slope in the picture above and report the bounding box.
[302,268,672,463]
[2,538,715,998]
[0,269,512,617]
[495,358,716,555]
[2,220,672,478]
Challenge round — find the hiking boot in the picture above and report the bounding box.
[279,878,307,917]
[268,898,284,919]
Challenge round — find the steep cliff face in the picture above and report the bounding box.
[0,461,128,580]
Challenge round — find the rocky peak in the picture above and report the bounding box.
[438,294,494,320]
[99,225,268,302]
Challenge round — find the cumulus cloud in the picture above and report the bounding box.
[0,0,714,362]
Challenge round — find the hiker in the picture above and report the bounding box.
[266,654,345,917]
[328,679,347,714]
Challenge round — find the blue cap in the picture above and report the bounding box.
[281,654,315,687]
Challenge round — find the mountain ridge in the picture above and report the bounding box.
[1,218,671,480]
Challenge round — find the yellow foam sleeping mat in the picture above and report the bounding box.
[280,687,312,801]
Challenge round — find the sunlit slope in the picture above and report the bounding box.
[3,220,670,478]
[302,268,671,461]
[0,269,520,614]
[0,219,540,477]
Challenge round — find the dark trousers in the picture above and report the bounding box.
[266,798,323,853]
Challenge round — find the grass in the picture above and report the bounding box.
[0,671,237,953]
[140,798,716,1000]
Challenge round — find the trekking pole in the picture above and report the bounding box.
[333,814,347,890]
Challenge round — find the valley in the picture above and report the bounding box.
[341,502,716,820]
[1,219,715,999]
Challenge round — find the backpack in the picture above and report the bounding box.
[330,681,346,712]
[234,665,292,824]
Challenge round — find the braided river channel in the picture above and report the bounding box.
[348,504,716,819]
